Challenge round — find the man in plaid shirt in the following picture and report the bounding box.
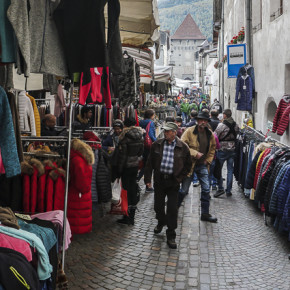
[145,122,192,249]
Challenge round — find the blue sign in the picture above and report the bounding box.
[227,44,246,78]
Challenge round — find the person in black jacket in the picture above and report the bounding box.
[209,110,220,131]
[72,106,93,132]
[117,117,144,225]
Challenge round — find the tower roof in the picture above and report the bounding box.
[171,14,206,40]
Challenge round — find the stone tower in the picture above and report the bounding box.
[170,14,206,80]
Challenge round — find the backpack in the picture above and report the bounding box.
[219,120,237,142]
[144,121,152,149]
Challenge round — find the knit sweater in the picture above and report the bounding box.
[0,87,21,178]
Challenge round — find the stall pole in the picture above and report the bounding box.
[61,82,74,270]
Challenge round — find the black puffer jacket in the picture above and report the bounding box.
[96,150,112,203]
[244,151,262,189]
[118,126,144,172]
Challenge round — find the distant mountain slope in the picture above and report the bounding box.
[157,0,213,41]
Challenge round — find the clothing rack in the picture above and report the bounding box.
[21,136,68,142]
[23,152,61,158]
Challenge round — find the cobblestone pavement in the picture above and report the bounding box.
[65,181,290,289]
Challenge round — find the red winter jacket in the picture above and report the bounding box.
[277,105,290,136]
[21,161,34,213]
[45,161,57,212]
[253,149,271,189]
[272,97,290,133]
[53,167,66,211]
[29,159,45,214]
[67,139,94,235]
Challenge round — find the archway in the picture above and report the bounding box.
[265,97,279,140]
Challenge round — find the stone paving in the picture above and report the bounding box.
[65,181,290,289]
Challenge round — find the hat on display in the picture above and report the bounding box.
[163,122,178,131]
[196,111,210,121]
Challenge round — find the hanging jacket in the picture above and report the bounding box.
[272,97,290,133]
[237,65,255,92]
[54,84,66,118]
[7,0,68,77]
[6,92,23,162]
[68,139,94,235]
[45,161,57,212]
[52,167,66,211]
[276,105,290,136]
[0,87,21,178]
[53,0,123,75]
[29,159,45,214]
[21,161,34,213]
[27,94,41,137]
[264,154,290,213]
[96,150,112,203]
[269,161,290,215]
[235,75,253,111]
[277,166,290,217]
[17,91,36,136]
[253,149,271,189]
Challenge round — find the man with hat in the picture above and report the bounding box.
[144,122,192,249]
[181,111,217,223]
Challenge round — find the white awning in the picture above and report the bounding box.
[119,0,160,46]
[154,65,173,83]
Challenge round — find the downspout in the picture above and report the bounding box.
[246,0,254,124]
[221,0,225,108]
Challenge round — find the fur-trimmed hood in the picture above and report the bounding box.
[77,114,89,124]
[119,126,143,142]
[29,158,45,176]
[71,139,95,165]
[50,167,66,181]
[21,161,34,175]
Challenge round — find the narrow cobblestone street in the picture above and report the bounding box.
[65,181,290,290]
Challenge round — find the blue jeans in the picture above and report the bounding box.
[217,150,236,194]
[209,159,217,187]
[192,172,199,184]
[181,164,210,214]
[182,112,188,123]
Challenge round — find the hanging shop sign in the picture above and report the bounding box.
[227,44,246,78]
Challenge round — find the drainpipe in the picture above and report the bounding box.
[246,0,252,64]
[221,0,225,108]
[246,0,254,125]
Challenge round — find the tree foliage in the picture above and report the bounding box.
[157,0,213,42]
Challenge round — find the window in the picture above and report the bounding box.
[270,0,283,21]
[252,0,262,32]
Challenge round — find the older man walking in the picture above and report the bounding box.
[181,111,217,223]
[145,122,192,249]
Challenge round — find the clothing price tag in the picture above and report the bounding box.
[267,121,273,130]
[243,85,246,90]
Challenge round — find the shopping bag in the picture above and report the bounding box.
[111,179,122,204]
[108,186,128,216]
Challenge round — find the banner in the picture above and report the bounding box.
[227,44,246,78]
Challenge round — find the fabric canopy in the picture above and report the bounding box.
[107,0,160,47]
[154,65,173,83]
